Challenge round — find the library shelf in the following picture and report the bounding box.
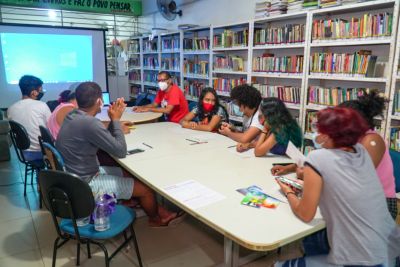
[285,103,301,110]
[142,51,159,54]
[254,11,307,23]
[129,80,142,85]
[252,72,303,79]
[160,69,180,73]
[186,95,199,102]
[310,38,391,47]
[161,50,180,53]
[390,115,400,121]
[216,91,231,97]
[213,70,248,75]
[305,104,331,110]
[143,67,160,71]
[183,74,210,79]
[253,43,305,50]
[128,66,141,71]
[308,75,387,83]
[183,50,210,55]
[212,46,249,51]
[128,52,140,55]
[143,82,158,87]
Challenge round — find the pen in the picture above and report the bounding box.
[227,145,236,148]
[190,141,208,145]
[142,142,153,149]
[185,138,198,143]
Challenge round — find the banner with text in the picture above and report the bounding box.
[0,0,142,16]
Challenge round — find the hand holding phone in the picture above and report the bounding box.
[275,176,303,193]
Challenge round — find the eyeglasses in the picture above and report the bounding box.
[157,78,169,82]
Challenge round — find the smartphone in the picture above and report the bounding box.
[272,163,294,166]
[275,176,303,192]
[127,148,144,155]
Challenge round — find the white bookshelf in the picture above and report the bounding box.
[127,0,400,140]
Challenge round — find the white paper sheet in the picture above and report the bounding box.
[163,180,226,210]
[285,141,306,167]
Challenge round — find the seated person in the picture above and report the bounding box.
[56,82,182,227]
[180,87,228,132]
[218,84,263,151]
[339,91,397,219]
[7,75,51,161]
[47,90,77,139]
[133,71,189,123]
[254,97,302,156]
[276,107,400,266]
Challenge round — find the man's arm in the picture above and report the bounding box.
[147,104,174,114]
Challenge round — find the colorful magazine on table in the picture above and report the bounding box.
[236,185,282,209]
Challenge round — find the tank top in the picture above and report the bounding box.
[47,102,75,139]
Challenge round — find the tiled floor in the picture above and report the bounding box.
[0,150,271,267]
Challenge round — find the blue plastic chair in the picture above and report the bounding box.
[38,170,143,267]
[389,149,400,193]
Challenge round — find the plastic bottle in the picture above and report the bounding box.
[94,193,111,231]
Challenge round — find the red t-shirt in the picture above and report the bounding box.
[154,84,189,123]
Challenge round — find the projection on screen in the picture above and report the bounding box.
[0,24,108,108]
[1,33,93,84]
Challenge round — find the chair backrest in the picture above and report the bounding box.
[39,126,55,147]
[42,142,65,171]
[39,170,95,220]
[389,149,400,193]
[8,120,30,163]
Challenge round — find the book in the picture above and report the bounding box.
[253,54,304,73]
[213,29,249,48]
[214,55,245,72]
[183,58,209,76]
[213,77,247,94]
[184,80,206,98]
[307,86,373,106]
[253,84,301,104]
[254,23,305,45]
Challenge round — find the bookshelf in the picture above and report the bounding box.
[302,0,399,151]
[126,0,400,148]
[387,3,400,152]
[211,22,250,121]
[181,26,212,101]
[127,38,142,98]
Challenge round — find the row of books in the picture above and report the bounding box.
[184,80,207,98]
[183,59,209,76]
[213,77,247,93]
[214,55,245,72]
[143,39,158,52]
[183,38,209,51]
[253,54,304,73]
[319,0,340,8]
[253,84,301,104]
[390,128,400,151]
[129,57,140,67]
[162,37,180,51]
[144,72,158,83]
[161,56,180,71]
[213,29,249,48]
[393,91,400,116]
[287,0,302,13]
[128,70,141,81]
[309,50,377,77]
[128,40,140,53]
[254,24,305,45]
[143,57,159,69]
[308,86,372,106]
[312,13,393,41]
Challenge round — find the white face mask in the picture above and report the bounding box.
[158,82,169,91]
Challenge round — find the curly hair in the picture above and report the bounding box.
[230,84,261,109]
[339,90,386,129]
[196,87,228,122]
[260,97,303,147]
[317,107,369,148]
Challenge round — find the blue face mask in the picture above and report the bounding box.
[232,103,243,117]
[311,132,324,149]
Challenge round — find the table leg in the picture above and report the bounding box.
[224,237,239,267]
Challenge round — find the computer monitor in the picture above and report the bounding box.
[102,92,110,106]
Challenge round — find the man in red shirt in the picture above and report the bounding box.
[134,71,189,123]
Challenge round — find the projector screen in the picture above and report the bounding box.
[0,24,108,108]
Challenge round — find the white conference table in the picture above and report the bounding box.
[116,122,325,267]
[96,107,162,123]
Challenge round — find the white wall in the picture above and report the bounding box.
[139,0,257,32]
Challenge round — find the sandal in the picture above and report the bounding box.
[149,210,186,228]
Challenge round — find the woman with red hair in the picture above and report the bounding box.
[277,107,400,266]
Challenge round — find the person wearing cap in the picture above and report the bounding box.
[7,75,50,161]
[133,71,189,123]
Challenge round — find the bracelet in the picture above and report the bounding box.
[285,191,296,198]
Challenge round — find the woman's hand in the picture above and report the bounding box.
[276,179,294,196]
[219,122,232,136]
[236,142,251,152]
